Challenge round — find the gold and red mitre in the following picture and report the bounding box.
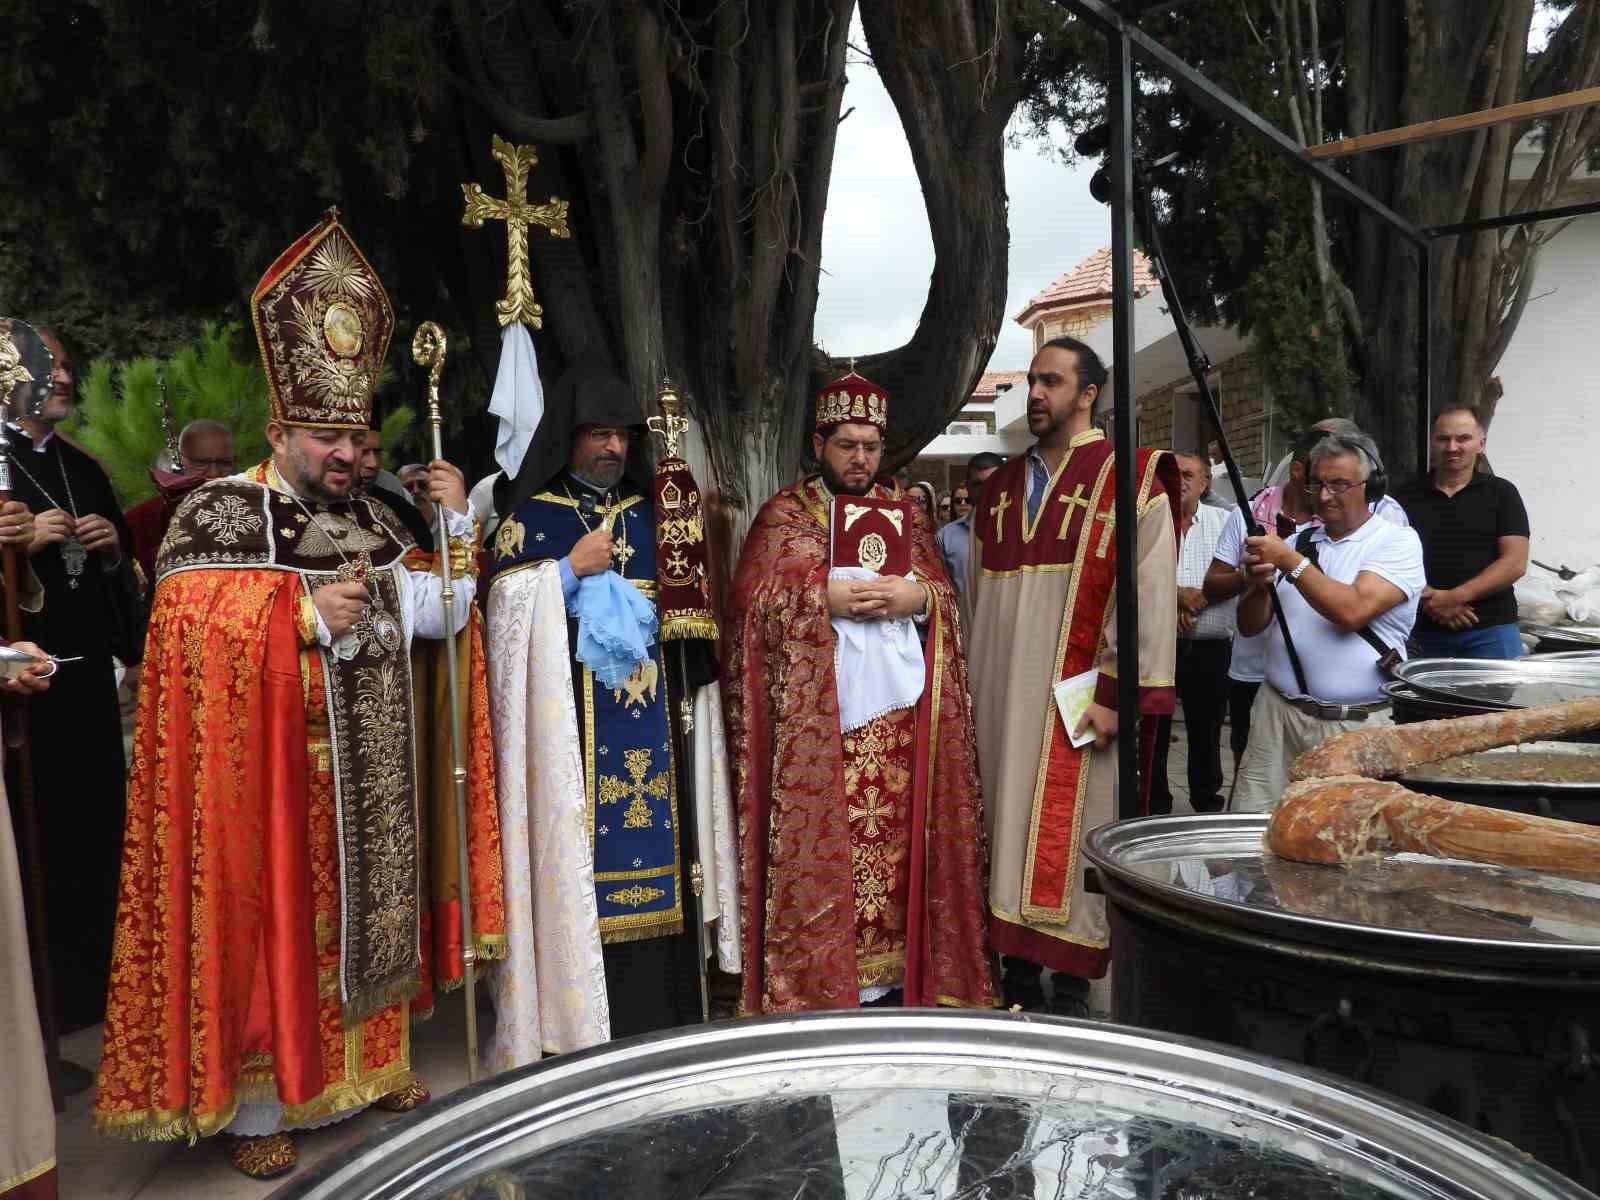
[251,209,394,429]
[815,368,888,434]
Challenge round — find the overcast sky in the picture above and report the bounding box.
[813,25,1109,377]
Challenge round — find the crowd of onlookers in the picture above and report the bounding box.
[930,403,1530,813]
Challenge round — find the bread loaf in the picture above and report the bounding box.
[1267,777,1600,883]
[1289,697,1600,783]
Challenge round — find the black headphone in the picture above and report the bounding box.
[1355,444,1388,504]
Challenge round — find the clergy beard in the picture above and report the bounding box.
[572,458,625,491]
[819,461,874,497]
[282,437,352,504]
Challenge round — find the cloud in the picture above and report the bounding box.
[815,22,1110,379]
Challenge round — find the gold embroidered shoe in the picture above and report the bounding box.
[227,1133,298,1180]
[373,1078,431,1113]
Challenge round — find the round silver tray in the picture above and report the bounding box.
[1400,740,1600,793]
[1523,621,1600,647]
[1082,813,1600,971]
[269,1011,1594,1200]
[1392,655,1600,710]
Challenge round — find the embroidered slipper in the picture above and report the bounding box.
[373,1078,431,1113]
[227,1133,297,1181]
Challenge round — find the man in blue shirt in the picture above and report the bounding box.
[936,451,1003,631]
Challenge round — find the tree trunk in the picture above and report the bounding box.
[428,0,1024,534]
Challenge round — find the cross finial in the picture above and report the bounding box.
[847,356,857,375]
[461,134,573,328]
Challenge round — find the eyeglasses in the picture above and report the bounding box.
[1303,479,1361,497]
[953,493,971,507]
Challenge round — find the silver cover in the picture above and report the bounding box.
[1401,739,1600,794]
[1523,622,1600,647]
[1083,813,1600,970]
[268,1011,1595,1200]
[1393,655,1600,710]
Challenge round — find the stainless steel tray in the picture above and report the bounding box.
[270,1010,1595,1200]
[1083,813,1600,971]
[1522,621,1600,646]
[1400,740,1600,793]
[1392,655,1600,710]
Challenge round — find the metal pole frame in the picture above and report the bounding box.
[1107,29,1141,820]
[1060,0,1430,813]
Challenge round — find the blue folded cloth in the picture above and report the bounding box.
[571,571,658,689]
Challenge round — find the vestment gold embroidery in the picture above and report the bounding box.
[605,884,667,908]
[598,747,669,830]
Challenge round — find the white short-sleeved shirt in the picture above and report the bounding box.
[1214,507,1267,681]
[1257,515,1425,704]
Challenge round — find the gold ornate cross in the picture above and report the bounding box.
[990,490,1012,539]
[461,134,572,328]
[1057,483,1095,539]
[598,747,669,830]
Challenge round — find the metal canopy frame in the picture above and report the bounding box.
[1062,0,1600,816]
[1054,0,1600,818]
[1059,0,1433,818]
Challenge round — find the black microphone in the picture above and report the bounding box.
[1075,122,1112,157]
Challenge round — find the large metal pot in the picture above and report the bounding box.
[1084,814,1600,1191]
[269,1010,1594,1200]
[1400,740,1600,825]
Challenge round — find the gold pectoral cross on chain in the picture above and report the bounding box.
[461,134,572,328]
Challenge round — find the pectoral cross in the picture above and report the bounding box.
[1057,484,1094,540]
[461,134,572,328]
[990,490,1012,540]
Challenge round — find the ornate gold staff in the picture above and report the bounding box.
[410,320,479,1083]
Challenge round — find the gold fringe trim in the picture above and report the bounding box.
[341,972,424,1028]
[92,1060,415,1147]
[660,615,719,642]
[0,1156,55,1193]
[475,933,508,960]
[598,916,684,945]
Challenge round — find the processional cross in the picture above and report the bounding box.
[461,134,571,328]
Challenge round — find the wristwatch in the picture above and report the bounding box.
[1288,556,1312,583]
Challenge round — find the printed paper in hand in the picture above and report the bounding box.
[1053,668,1101,749]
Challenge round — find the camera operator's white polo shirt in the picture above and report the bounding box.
[1260,515,1425,705]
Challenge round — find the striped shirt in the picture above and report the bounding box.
[1180,503,1235,640]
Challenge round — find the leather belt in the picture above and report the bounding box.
[1286,696,1389,722]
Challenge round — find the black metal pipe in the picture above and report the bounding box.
[1424,197,1600,238]
[1417,244,1433,478]
[1109,29,1141,821]
[1058,0,1427,247]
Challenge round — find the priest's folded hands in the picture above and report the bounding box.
[826,574,927,621]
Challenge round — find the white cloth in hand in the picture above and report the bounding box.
[830,566,925,733]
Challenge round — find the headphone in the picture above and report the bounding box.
[1353,442,1388,504]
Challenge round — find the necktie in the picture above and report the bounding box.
[1026,454,1050,523]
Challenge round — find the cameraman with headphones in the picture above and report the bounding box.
[1229,431,1426,813]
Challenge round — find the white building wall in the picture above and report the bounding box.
[1488,215,1600,568]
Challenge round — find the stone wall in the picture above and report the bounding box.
[1133,351,1272,477]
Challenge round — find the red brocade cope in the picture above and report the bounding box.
[95,569,415,1142]
[974,440,1179,970]
[725,476,997,1014]
[402,545,505,1017]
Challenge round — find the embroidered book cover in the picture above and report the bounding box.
[829,495,912,576]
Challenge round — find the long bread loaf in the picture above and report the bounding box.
[1288,697,1600,782]
[1267,777,1600,883]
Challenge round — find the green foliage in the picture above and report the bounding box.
[64,322,271,506]
[379,404,417,470]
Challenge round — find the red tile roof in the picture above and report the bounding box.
[970,369,1027,401]
[1014,247,1157,326]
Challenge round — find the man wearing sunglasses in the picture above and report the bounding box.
[1228,431,1424,814]
[935,451,1003,633]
